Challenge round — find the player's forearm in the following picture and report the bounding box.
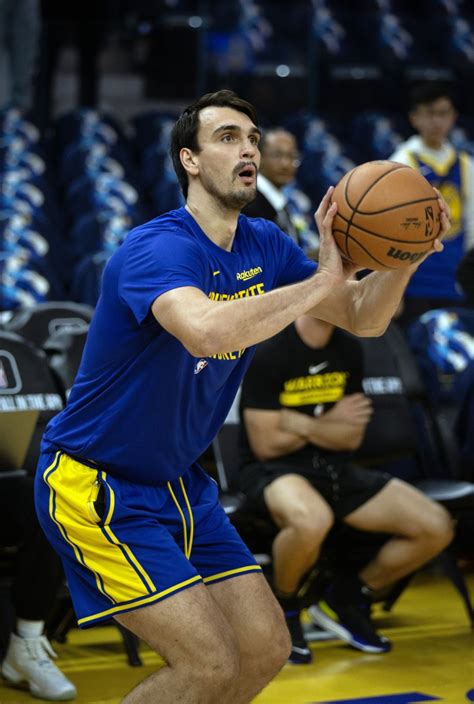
[195,271,334,356]
[349,269,412,336]
[250,429,308,462]
[282,409,365,451]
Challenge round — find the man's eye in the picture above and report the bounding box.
[222,134,234,142]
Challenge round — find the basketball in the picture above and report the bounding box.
[331,160,442,270]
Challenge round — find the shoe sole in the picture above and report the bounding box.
[288,646,313,665]
[2,662,76,701]
[308,605,390,654]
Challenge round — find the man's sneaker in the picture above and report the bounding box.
[308,587,391,654]
[1,633,77,701]
[285,610,313,664]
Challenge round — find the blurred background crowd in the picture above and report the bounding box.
[2,0,474,311]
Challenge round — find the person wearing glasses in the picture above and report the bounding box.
[243,128,319,256]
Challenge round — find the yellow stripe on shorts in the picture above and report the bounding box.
[45,453,156,604]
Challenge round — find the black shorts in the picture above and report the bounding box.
[239,455,392,521]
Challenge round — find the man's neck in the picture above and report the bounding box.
[420,136,447,152]
[295,316,334,349]
[185,191,240,251]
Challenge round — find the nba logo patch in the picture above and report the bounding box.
[194,359,208,375]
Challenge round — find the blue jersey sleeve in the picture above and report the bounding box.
[119,229,208,324]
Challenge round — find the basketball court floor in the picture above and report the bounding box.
[1,571,472,704]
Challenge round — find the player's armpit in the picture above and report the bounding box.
[151,286,215,357]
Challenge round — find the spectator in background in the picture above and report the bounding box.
[0,0,40,111]
[0,475,76,700]
[239,314,453,664]
[243,127,319,257]
[390,82,474,326]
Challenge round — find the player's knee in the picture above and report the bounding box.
[192,638,241,694]
[244,604,291,682]
[418,503,454,551]
[290,504,334,550]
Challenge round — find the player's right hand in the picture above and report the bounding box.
[323,393,373,427]
[314,186,361,282]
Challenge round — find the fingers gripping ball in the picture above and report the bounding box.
[331,160,442,270]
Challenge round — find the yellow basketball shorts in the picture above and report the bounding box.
[35,451,261,628]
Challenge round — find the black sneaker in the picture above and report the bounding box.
[285,610,313,664]
[308,586,391,654]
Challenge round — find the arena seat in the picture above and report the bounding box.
[0,331,64,475]
[43,329,89,399]
[2,302,93,350]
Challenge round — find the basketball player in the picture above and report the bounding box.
[35,90,449,703]
[390,82,474,325]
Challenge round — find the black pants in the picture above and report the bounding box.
[0,474,63,620]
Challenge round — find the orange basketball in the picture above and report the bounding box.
[331,160,442,270]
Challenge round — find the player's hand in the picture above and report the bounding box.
[322,393,373,427]
[314,187,361,283]
[433,187,451,243]
[406,187,449,271]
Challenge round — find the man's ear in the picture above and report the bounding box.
[180,148,199,176]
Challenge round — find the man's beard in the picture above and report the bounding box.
[203,171,257,210]
[217,185,257,210]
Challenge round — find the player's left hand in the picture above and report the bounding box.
[405,187,450,270]
[433,187,451,245]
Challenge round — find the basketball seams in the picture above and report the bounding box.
[342,163,409,256]
[335,207,440,244]
[354,196,438,216]
[353,163,409,213]
[332,160,441,269]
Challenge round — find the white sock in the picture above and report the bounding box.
[16,619,45,639]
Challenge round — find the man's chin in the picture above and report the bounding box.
[237,186,257,207]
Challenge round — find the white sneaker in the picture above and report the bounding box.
[1,633,77,701]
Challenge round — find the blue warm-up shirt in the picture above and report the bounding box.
[43,208,316,483]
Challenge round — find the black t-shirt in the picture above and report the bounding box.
[239,324,364,467]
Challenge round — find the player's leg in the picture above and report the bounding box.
[310,466,453,653]
[243,469,334,664]
[207,572,290,703]
[344,477,454,588]
[115,582,242,704]
[33,453,245,703]
[264,473,334,595]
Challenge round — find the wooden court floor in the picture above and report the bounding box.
[1,571,473,704]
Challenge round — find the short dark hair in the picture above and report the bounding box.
[170,89,258,198]
[408,82,456,112]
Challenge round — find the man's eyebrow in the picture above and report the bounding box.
[212,124,262,138]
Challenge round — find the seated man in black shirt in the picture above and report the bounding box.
[239,314,454,664]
